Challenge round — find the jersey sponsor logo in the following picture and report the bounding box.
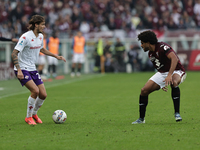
[31,39,34,41]
[22,36,26,39]
[39,37,42,40]
[30,46,41,49]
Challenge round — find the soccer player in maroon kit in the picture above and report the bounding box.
[132,30,186,124]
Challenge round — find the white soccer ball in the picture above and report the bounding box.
[52,110,67,124]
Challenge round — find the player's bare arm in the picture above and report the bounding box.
[40,48,66,62]
[164,52,179,86]
[11,49,24,79]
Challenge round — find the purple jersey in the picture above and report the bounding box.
[148,42,185,73]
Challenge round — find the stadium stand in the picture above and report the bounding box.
[0,0,199,39]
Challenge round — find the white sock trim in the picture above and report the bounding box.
[33,97,45,115]
[27,96,36,118]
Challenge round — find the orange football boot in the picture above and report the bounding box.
[32,114,43,124]
[25,117,37,125]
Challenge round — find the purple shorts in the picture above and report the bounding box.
[15,70,43,86]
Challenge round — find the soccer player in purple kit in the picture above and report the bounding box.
[132,30,186,124]
[11,15,66,125]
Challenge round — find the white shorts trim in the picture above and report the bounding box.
[72,53,85,63]
[36,55,46,65]
[149,70,186,89]
[47,56,58,65]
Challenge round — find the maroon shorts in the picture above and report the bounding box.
[15,70,43,86]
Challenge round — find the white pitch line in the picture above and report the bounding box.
[0,74,105,99]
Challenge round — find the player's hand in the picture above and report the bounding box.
[163,75,173,87]
[162,86,168,92]
[17,70,24,80]
[57,56,66,62]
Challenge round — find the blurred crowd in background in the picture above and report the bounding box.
[0,0,200,39]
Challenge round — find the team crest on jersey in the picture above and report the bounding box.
[164,45,170,51]
[25,75,29,79]
[19,40,24,45]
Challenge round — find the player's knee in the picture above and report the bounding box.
[172,80,179,87]
[40,92,47,100]
[141,87,149,96]
[43,93,47,99]
[31,88,40,96]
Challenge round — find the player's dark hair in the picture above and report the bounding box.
[137,30,158,44]
[28,15,45,30]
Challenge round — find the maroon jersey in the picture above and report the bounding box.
[148,42,185,73]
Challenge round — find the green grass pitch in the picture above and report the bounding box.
[0,72,199,150]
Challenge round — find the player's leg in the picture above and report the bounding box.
[132,80,160,124]
[38,55,45,75]
[171,71,186,122]
[47,56,53,78]
[77,63,82,76]
[171,73,181,113]
[77,54,84,76]
[32,83,47,123]
[24,80,39,125]
[52,57,58,78]
[71,54,77,77]
[71,63,76,77]
[132,72,163,124]
[38,64,44,75]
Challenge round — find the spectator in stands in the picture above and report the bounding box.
[193,0,200,16]
[167,18,178,30]
[61,3,72,19]
[177,18,187,29]
[171,8,181,25]
[79,21,90,39]
[1,0,200,42]
[184,0,194,17]
[108,17,116,30]
[182,11,196,28]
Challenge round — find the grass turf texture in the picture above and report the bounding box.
[0,72,199,150]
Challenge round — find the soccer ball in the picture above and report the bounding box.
[52,110,67,124]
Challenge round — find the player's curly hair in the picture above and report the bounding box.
[28,15,45,30]
[137,30,158,44]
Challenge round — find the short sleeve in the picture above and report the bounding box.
[14,35,27,52]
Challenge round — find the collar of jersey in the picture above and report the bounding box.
[29,30,39,39]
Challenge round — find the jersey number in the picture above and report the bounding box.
[36,73,41,79]
[155,59,160,67]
